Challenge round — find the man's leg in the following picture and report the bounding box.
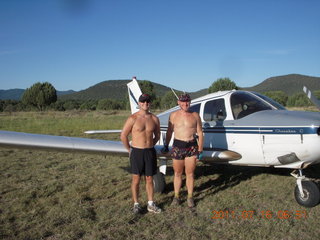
[173,159,185,198]
[145,175,154,201]
[131,174,140,203]
[146,175,162,213]
[185,156,197,198]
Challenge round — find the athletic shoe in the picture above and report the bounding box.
[147,202,162,213]
[132,204,142,214]
[171,197,181,206]
[187,198,195,208]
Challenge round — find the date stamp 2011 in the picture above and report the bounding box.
[211,210,308,220]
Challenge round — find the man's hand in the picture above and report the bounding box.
[197,151,203,161]
[161,145,169,154]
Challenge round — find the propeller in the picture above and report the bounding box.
[303,86,320,110]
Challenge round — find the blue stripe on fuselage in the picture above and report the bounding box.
[160,126,319,134]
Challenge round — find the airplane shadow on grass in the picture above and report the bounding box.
[120,163,320,207]
[165,163,320,203]
[192,163,320,203]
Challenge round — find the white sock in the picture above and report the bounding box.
[148,201,154,206]
[134,202,139,206]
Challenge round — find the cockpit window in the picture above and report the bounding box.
[251,92,286,110]
[189,103,201,113]
[203,99,226,121]
[231,92,273,120]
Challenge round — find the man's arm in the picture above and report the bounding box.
[120,116,134,152]
[153,116,161,146]
[165,113,174,146]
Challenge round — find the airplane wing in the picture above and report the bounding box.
[0,130,128,156]
[0,130,241,162]
[84,130,122,134]
[303,86,320,110]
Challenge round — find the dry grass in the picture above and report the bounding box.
[1,111,320,240]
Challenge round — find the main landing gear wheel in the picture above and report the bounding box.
[294,181,320,208]
[153,171,166,193]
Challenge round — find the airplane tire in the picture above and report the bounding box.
[153,171,166,193]
[294,181,320,208]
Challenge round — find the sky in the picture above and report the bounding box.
[0,0,319,92]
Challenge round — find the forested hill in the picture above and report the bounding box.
[60,74,319,101]
[243,74,320,95]
[59,80,175,100]
[1,74,319,101]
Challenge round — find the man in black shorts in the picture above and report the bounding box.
[121,94,162,214]
[130,147,157,177]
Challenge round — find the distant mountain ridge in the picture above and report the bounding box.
[243,74,320,96]
[0,89,25,101]
[1,74,319,100]
[59,80,175,100]
[0,89,75,101]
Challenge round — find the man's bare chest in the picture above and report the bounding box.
[174,114,197,129]
[133,118,155,132]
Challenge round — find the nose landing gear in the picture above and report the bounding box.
[292,169,320,208]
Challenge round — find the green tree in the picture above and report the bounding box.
[160,90,182,109]
[0,100,25,112]
[50,100,66,111]
[80,100,98,110]
[287,93,312,107]
[314,90,320,100]
[63,99,83,110]
[22,82,57,111]
[139,80,161,109]
[97,99,123,110]
[139,80,156,100]
[208,78,238,93]
[263,91,288,106]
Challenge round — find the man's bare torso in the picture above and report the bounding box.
[131,112,158,148]
[170,110,198,141]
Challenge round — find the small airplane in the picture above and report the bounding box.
[1,77,320,208]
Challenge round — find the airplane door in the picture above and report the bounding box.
[261,129,303,166]
[202,99,229,150]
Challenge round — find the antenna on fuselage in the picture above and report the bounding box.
[171,88,179,99]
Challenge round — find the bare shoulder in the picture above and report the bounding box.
[191,111,200,117]
[192,111,201,120]
[170,110,178,119]
[151,113,160,122]
[126,113,138,124]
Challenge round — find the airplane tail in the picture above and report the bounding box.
[303,86,320,110]
[127,77,142,114]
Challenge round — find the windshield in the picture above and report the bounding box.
[251,92,286,110]
[231,92,273,119]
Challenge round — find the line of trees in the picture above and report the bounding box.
[1,79,319,112]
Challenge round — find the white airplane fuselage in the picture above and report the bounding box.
[157,90,320,169]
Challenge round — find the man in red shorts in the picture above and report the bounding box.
[163,94,203,208]
[121,94,162,214]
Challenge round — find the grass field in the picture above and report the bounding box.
[1,111,320,240]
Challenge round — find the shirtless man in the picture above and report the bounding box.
[121,94,162,214]
[163,94,203,208]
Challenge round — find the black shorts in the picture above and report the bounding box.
[130,147,157,176]
[171,138,198,160]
